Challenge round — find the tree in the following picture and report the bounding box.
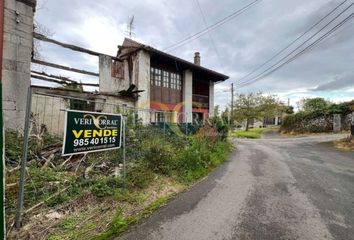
[221,107,230,125]
[302,98,329,113]
[233,92,280,131]
[327,101,354,115]
[284,105,294,114]
[214,105,220,116]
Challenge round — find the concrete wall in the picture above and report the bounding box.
[209,81,214,118]
[135,50,150,124]
[183,70,192,123]
[99,55,128,93]
[31,89,135,136]
[2,0,35,131]
[31,94,68,136]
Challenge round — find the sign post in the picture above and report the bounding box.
[62,110,122,156]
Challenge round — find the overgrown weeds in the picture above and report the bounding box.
[5,123,232,239]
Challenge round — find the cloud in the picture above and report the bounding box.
[34,0,354,108]
[311,73,354,91]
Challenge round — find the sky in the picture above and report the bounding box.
[33,0,354,110]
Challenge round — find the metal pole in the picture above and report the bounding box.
[231,83,234,128]
[163,112,166,135]
[122,104,126,179]
[15,87,32,228]
[185,113,188,135]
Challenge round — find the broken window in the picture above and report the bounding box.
[111,60,124,79]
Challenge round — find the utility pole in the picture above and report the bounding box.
[230,83,234,127]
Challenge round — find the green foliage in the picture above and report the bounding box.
[327,101,354,115]
[5,130,62,166]
[47,235,63,240]
[114,189,146,204]
[5,131,23,164]
[281,98,354,133]
[284,106,294,114]
[59,217,77,230]
[45,193,70,207]
[302,98,329,113]
[6,121,233,238]
[176,138,232,183]
[127,164,155,189]
[142,136,176,175]
[93,197,168,240]
[90,177,125,198]
[210,116,229,141]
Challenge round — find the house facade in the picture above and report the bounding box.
[101,38,229,124]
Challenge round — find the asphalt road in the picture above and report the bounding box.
[118,133,354,240]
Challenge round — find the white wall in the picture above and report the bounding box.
[99,55,128,93]
[183,70,193,123]
[135,50,150,124]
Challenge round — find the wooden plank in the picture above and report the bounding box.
[32,59,99,77]
[33,32,122,61]
[31,74,99,87]
[31,71,77,83]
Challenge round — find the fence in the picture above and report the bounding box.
[6,87,204,234]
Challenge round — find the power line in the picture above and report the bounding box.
[238,11,354,88]
[237,0,349,84]
[195,0,224,71]
[163,0,261,52]
[237,2,354,87]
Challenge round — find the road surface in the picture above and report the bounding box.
[118,133,354,240]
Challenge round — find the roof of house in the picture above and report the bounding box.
[118,38,229,83]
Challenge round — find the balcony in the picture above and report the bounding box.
[192,94,209,109]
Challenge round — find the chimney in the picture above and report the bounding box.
[194,52,201,66]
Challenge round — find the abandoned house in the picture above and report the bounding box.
[111,38,229,124]
[1,0,228,134]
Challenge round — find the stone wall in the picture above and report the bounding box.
[2,0,35,131]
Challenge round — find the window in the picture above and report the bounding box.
[150,67,162,86]
[151,67,181,90]
[163,71,169,88]
[176,74,182,90]
[155,112,165,123]
[170,73,176,89]
[155,69,162,86]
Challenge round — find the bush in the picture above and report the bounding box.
[127,164,155,189]
[142,136,176,175]
[175,136,232,183]
[90,177,125,198]
[210,117,229,140]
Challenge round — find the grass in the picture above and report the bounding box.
[333,136,354,151]
[92,196,169,240]
[230,128,267,139]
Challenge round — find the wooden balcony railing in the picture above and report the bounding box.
[192,94,209,109]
